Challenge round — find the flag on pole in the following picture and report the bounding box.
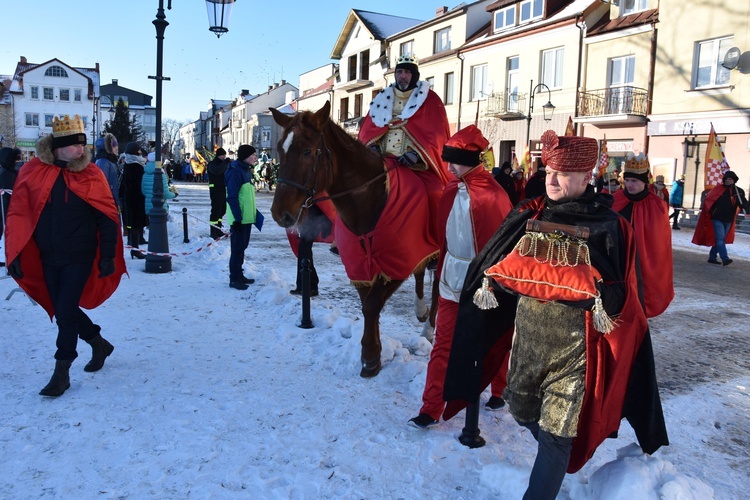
[597,136,609,179]
[519,144,531,178]
[703,124,730,191]
[511,152,520,172]
[564,116,575,137]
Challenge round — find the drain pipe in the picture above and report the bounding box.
[456,52,465,130]
[575,14,586,136]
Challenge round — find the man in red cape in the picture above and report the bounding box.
[443,130,667,499]
[408,125,513,429]
[612,154,674,318]
[5,115,126,397]
[358,54,450,244]
[692,170,748,266]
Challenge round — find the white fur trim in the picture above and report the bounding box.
[368,80,432,128]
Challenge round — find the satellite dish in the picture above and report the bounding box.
[722,47,741,70]
[737,51,750,74]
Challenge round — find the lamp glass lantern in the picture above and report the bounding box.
[684,137,697,158]
[542,100,555,121]
[206,0,236,37]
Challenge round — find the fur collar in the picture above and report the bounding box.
[36,135,92,173]
[368,80,431,128]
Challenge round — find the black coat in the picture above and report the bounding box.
[121,161,147,228]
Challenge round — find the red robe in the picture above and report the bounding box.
[692,185,739,247]
[4,158,127,319]
[612,190,674,318]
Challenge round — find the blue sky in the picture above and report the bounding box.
[1,1,433,123]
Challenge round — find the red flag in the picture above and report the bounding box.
[564,116,575,137]
[704,124,729,191]
[597,136,609,179]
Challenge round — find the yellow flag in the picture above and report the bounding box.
[703,124,729,191]
[564,116,575,137]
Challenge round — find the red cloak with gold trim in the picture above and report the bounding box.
[4,158,127,319]
[285,196,337,257]
[612,189,674,318]
[692,185,738,247]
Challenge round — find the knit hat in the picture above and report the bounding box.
[723,170,739,183]
[237,144,256,161]
[441,125,488,167]
[125,142,142,155]
[540,130,598,172]
[622,153,650,183]
[51,114,87,150]
[216,147,227,157]
[394,54,420,91]
[95,137,106,152]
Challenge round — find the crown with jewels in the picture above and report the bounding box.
[395,54,418,66]
[52,114,85,138]
[623,152,650,175]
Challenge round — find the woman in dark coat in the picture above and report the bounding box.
[120,142,147,259]
[0,147,22,251]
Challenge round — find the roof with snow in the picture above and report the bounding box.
[330,9,423,59]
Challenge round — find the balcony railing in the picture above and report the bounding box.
[576,86,648,117]
[485,91,527,119]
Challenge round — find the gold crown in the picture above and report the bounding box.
[396,54,418,66]
[623,152,650,174]
[52,114,85,137]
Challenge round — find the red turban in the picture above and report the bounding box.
[540,130,598,172]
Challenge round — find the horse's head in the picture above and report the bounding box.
[270,102,334,228]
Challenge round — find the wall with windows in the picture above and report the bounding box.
[585,30,652,91]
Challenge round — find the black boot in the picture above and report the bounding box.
[39,360,72,397]
[83,333,114,372]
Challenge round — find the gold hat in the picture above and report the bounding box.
[622,153,650,182]
[51,114,87,149]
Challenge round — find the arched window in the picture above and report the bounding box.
[45,65,68,77]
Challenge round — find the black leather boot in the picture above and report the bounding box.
[39,360,72,397]
[83,333,114,372]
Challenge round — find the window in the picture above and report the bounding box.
[434,27,451,54]
[507,57,520,112]
[426,77,435,89]
[695,36,733,88]
[470,64,488,101]
[43,87,54,100]
[520,0,543,23]
[81,116,88,128]
[30,86,39,99]
[541,47,564,89]
[348,55,357,81]
[608,55,636,114]
[339,97,349,122]
[354,93,363,118]
[115,95,129,106]
[400,40,413,57]
[44,114,54,127]
[74,89,82,102]
[620,0,649,16]
[25,113,39,127]
[44,65,68,77]
[359,50,370,81]
[444,72,454,105]
[60,88,70,102]
[494,6,516,31]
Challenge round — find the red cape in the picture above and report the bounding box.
[358,89,450,186]
[4,158,127,319]
[612,190,674,318]
[692,185,738,247]
[334,164,439,285]
[285,196,337,257]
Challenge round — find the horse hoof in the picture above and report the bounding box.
[360,359,382,378]
[421,322,435,343]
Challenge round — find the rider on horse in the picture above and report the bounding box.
[358,54,451,243]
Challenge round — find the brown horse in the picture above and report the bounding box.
[270,102,437,377]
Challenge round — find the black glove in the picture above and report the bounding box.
[231,221,242,231]
[7,257,23,279]
[98,258,115,278]
[397,151,420,167]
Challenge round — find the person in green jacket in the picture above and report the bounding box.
[225,145,258,290]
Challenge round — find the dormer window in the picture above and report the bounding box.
[434,27,451,54]
[45,65,68,78]
[494,6,516,32]
[519,0,543,24]
[621,0,649,16]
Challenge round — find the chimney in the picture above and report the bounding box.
[274,82,279,89]
[436,6,448,16]
[241,89,249,96]
[268,85,273,91]
[280,79,286,86]
[20,56,27,64]
[112,79,118,85]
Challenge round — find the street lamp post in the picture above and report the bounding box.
[146,0,235,274]
[524,80,555,151]
[687,137,702,209]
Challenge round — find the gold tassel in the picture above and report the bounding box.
[591,294,617,334]
[473,277,499,310]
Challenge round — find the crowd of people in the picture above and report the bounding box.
[2,56,748,499]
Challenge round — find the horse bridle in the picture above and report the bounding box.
[276,132,392,226]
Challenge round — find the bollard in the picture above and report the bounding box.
[299,258,314,329]
[182,207,189,243]
[458,399,486,448]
